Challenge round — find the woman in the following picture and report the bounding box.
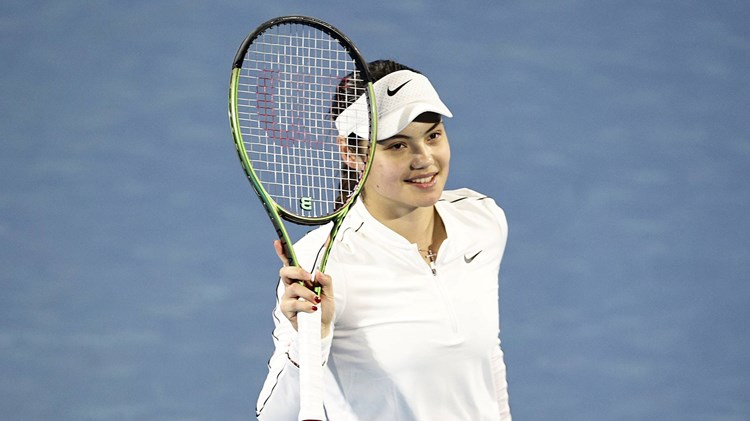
[256,60,511,420]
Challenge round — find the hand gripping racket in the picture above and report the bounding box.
[228,16,376,421]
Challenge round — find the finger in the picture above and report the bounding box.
[273,239,292,267]
[314,270,331,285]
[281,286,321,318]
[279,266,313,287]
[284,282,322,304]
[314,271,333,292]
[282,300,318,322]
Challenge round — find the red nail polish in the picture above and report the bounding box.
[314,296,321,303]
[311,305,318,312]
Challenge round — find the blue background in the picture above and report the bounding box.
[2,1,748,419]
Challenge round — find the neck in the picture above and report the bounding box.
[367,203,445,253]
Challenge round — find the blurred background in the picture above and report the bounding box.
[2,1,748,419]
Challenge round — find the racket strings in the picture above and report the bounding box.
[236,24,369,219]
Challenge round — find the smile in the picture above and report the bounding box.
[405,173,438,186]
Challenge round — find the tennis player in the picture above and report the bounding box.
[256,60,512,420]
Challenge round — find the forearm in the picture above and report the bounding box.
[256,285,334,419]
[256,354,302,420]
[256,300,302,419]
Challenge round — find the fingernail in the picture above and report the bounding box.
[314,296,321,303]
[311,305,318,312]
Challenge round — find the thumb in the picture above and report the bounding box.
[273,239,293,267]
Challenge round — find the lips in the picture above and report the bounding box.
[405,173,438,186]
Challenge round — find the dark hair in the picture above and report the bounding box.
[333,60,420,206]
[330,60,420,120]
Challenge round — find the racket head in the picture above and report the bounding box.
[229,16,376,228]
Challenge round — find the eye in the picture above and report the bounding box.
[385,142,407,151]
[426,131,442,141]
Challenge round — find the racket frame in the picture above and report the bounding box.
[229,15,376,268]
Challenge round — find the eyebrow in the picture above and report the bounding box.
[377,121,442,144]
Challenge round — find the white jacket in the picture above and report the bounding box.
[257,188,511,420]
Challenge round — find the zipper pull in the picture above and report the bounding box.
[427,248,437,276]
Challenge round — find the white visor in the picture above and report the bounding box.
[335,70,452,141]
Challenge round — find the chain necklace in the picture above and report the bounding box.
[419,247,437,275]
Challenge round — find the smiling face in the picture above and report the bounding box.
[361,114,450,220]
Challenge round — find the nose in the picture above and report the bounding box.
[410,143,434,170]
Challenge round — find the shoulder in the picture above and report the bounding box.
[438,188,509,261]
[439,188,507,224]
[437,188,508,243]
[439,188,500,205]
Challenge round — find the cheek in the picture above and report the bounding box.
[364,162,398,191]
[364,166,384,190]
[438,143,451,170]
[372,160,393,179]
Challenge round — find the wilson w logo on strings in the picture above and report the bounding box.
[256,69,338,149]
[243,69,345,216]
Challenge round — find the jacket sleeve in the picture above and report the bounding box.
[485,195,511,419]
[255,279,302,420]
[255,280,333,420]
[491,342,512,420]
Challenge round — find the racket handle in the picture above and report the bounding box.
[297,301,324,421]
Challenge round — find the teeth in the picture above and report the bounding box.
[409,175,433,183]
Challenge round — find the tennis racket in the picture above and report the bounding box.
[228,16,376,421]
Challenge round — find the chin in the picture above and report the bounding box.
[415,190,444,207]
